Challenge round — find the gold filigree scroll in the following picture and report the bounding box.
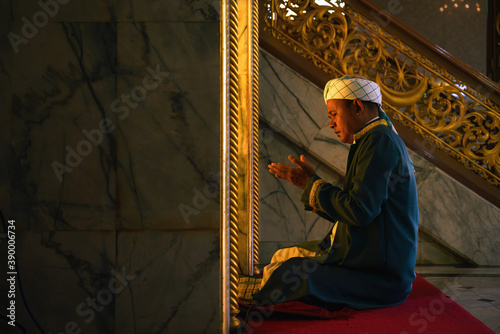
[263,0,500,187]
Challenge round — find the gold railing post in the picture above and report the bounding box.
[250,0,261,277]
[221,0,260,332]
[221,0,241,332]
[237,0,260,277]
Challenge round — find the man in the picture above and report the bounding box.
[253,75,419,310]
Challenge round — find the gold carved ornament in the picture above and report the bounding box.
[263,0,500,187]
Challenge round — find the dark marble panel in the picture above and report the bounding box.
[115,230,219,334]
[11,0,113,22]
[5,22,118,230]
[417,169,500,265]
[0,0,12,21]
[0,231,116,333]
[116,22,220,230]
[116,0,220,22]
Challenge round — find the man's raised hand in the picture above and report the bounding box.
[268,155,316,189]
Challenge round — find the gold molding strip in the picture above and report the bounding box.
[263,0,500,188]
[238,0,253,276]
[251,0,261,276]
[221,0,241,332]
[237,0,260,277]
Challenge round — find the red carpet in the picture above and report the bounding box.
[238,275,495,333]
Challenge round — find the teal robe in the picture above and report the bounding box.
[254,122,419,310]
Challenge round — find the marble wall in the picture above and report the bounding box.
[0,1,220,333]
[258,50,500,266]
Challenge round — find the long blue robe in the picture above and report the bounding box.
[254,122,419,310]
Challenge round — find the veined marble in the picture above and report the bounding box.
[417,168,500,265]
[115,230,219,334]
[116,0,220,22]
[259,51,327,148]
[2,231,116,334]
[5,22,117,231]
[116,22,220,230]
[10,0,113,22]
[1,1,222,333]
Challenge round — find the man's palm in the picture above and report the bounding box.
[268,155,316,189]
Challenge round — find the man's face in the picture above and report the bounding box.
[327,99,361,144]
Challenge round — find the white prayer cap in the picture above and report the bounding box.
[324,75,382,105]
[324,74,398,134]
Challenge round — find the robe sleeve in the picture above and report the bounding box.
[301,131,399,227]
[301,175,338,224]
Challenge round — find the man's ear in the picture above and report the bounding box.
[353,99,364,115]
